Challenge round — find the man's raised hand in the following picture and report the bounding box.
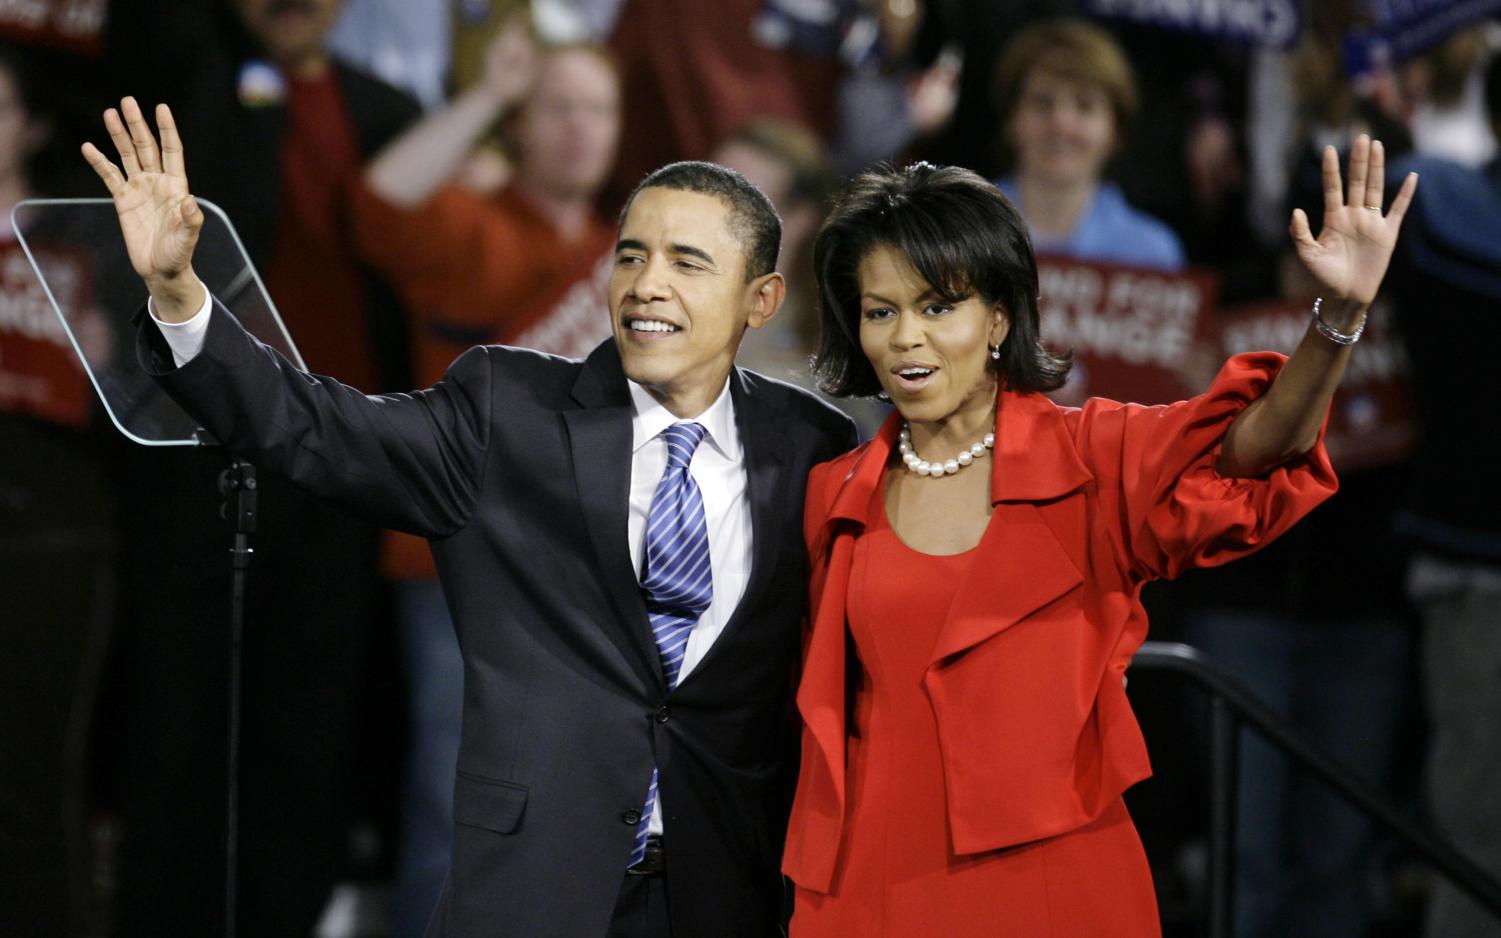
[81,98,206,322]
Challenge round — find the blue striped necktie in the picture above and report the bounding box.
[628,422,714,867]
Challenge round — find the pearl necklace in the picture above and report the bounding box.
[898,424,994,478]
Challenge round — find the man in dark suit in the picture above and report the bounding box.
[83,97,857,937]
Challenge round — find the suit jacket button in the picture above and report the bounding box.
[655,706,671,724]
[622,809,641,825]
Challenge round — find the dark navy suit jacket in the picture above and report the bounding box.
[139,302,857,937]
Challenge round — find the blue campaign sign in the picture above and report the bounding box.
[1365,0,1501,59]
[1082,0,1301,48]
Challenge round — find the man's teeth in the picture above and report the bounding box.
[630,320,679,333]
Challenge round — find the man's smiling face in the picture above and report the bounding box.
[609,187,774,412]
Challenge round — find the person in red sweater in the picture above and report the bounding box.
[346,21,622,936]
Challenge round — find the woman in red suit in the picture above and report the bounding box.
[783,142,1416,936]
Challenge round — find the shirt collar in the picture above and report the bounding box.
[627,376,741,462]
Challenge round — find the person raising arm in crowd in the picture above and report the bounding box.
[82,96,855,937]
[785,143,1415,935]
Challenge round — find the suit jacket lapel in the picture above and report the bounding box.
[927,388,1093,664]
[562,341,665,692]
[809,387,1094,666]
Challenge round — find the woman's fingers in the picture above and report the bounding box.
[1320,144,1344,216]
[120,97,162,174]
[1345,134,1370,212]
[80,142,126,197]
[156,103,187,178]
[1388,171,1419,224]
[1365,139,1385,212]
[1289,207,1316,250]
[103,107,141,176]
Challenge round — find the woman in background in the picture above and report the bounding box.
[994,18,1186,270]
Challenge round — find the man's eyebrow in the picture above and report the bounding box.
[615,239,718,268]
[670,243,716,266]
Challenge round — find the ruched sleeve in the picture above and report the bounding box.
[1079,351,1339,581]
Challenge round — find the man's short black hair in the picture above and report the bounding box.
[812,162,1071,398]
[619,161,782,281]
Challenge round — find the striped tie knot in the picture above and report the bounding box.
[661,422,707,470]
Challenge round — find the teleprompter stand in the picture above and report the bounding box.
[13,198,305,938]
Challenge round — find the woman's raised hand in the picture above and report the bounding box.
[1290,134,1418,308]
[81,98,205,319]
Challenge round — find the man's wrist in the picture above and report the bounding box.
[146,269,206,324]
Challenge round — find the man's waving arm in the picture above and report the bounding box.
[84,98,491,538]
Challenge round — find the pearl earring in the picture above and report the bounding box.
[989,343,1001,361]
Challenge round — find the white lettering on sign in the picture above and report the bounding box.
[1219,302,1410,384]
[1085,0,1299,47]
[0,0,105,36]
[509,251,613,359]
[1038,262,1203,369]
[0,250,72,346]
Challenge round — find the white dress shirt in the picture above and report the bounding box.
[151,292,214,367]
[151,295,755,836]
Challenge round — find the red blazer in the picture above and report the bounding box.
[782,353,1339,893]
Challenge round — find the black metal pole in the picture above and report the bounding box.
[218,459,257,938]
[1134,642,1501,922]
[1208,695,1237,938]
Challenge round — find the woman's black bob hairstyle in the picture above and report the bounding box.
[812,162,1071,398]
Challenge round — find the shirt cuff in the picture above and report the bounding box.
[148,290,213,368]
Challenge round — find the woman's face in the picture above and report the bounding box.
[857,244,1008,426]
[1008,68,1116,189]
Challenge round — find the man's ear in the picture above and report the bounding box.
[745,271,786,330]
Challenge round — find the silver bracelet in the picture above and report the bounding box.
[1311,297,1366,346]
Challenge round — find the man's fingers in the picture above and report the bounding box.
[103,107,141,176]
[120,97,162,174]
[1366,139,1385,210]
[1388,171,1419,223]
[80,142,126,197]
[1320,144,1343,216]
[156,103,187,178]
[1345,134,1370,211]
[179,195,203,229]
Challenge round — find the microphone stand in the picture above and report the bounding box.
[216,455,257,938]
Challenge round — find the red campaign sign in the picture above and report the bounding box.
[1036,255,1219,408]
[0,0,105,56]
[0,237,99,430]
[1217,299,1414,471]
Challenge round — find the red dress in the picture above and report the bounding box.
[791,497,1161,937]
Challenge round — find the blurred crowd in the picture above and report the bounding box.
[2,1,1500,937]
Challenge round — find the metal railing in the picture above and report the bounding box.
[1131,641,1501,938]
